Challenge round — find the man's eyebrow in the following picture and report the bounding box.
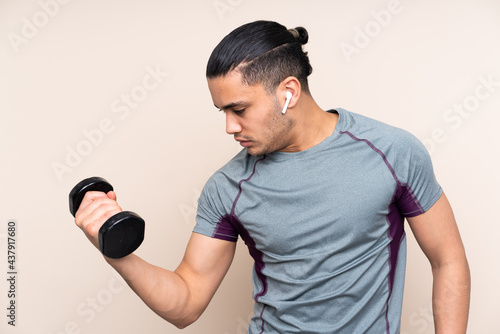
[214,101,246,111]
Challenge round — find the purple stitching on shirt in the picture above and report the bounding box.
[211,155,268,242]
[212,215,239,241]
[340,130,425,333]
[231,155,267,215]
[340,131,399,184]
[398,182,425,217]
[231,156,268,298]
[384,192,405,333]
[214,155,268,332]
[259,305,267,334]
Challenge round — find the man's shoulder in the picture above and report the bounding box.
[204,149,261,189]
[216,149,258,174]
[336,107,423,151]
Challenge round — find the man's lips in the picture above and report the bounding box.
[235,138,252,147]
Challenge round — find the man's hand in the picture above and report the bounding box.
[74,190,122,250]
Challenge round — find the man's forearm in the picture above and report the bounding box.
[432,259,471,333]
[105,254,196,328]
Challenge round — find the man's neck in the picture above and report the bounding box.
[281,96,338,153]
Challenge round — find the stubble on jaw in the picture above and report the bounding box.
[247,96,294,156]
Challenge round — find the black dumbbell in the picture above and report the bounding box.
[69,177,145,259]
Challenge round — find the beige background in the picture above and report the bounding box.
[1,0,499,333]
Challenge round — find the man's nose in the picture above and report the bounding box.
[226,112,242,135]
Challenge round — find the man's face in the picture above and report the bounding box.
[207,70,294,156]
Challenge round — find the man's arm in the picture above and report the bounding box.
[105,233,235,328]
[74,190,236,329]
[407,192,471,334]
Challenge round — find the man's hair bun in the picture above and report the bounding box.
[294,27,308,45]
[289,27,308,45]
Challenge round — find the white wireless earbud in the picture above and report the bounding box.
[282,91,293,115]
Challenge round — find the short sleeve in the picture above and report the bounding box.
[193,176,239,242]
[394,133,443,217]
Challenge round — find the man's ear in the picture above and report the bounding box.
[280,76,301,111]
[282,91,293,114]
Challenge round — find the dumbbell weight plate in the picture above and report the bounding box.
[99,211,145,259]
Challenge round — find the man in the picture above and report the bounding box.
[74,20,470,333]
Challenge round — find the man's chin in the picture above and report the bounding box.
[245,145,272,156]
[245,148,261,156]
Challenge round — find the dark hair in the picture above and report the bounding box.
[206,20,313,94]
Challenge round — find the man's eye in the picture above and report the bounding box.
[233,109,245,114]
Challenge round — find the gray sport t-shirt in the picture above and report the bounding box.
[194,108,442,333]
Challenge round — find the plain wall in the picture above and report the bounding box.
[1,0,499,333]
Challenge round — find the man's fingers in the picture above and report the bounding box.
[74,198,122,249]
[75,195,122,232]
[76,198,121,223]
[107,190,117,201]
[77,191,112,215]
[77,201,120,226]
